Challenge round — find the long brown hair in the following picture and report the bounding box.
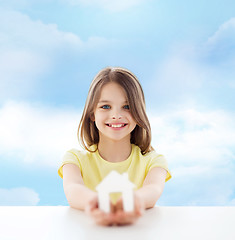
[78,67,153,154]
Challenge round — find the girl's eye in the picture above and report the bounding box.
[123,105,130,110]
[101,105,111,109]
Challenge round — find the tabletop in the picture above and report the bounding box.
[0,206,235,240]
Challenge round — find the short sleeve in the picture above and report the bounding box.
[147,153,172,182]
[58,149,82,179]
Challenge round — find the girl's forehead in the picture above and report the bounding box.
[99,82,127,100]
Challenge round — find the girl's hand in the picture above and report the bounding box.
[112,192,145,225]
[85,192,145,226]
[85,194,115,226]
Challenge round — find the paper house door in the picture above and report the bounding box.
[96,171,135,213]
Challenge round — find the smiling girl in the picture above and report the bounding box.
[58,67,171,226]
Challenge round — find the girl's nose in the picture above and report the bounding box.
[112,115,122,119]
[111,110,122,119]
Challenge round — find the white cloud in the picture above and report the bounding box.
[0,187,40,206]
[0,9,78,100]
[151,108,235,167]
[0,49,48,100]
[0,8,116,51]
[150,19,235,205]
[0,9,116,100]
[0,101,81,168]
[150,108,235,205]
[151,18,235,108]
[153,49,204,95]
[149,43,210,106]
[229,198,235,206]
[64,0,146,12]
[0,0,29,9]
[0,10,84,50]
[0,0,146,12]
[204,18,235,66]
[207,18,235,47]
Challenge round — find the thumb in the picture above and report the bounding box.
[85,195,98,214]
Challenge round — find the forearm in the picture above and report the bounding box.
[64,183,96,210]
[135,184,163,209]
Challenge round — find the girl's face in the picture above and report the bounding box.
[93,82,136,143]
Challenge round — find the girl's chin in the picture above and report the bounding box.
[99,134,131,143]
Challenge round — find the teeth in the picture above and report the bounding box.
[109,124,125,128]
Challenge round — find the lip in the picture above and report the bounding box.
[105,123,128,129]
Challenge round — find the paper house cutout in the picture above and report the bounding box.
[96,171,136,213]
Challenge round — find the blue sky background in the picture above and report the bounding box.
[0,0,235,206]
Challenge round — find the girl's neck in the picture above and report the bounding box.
[97,138,132,163]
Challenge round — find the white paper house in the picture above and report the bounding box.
[96,171,136,213]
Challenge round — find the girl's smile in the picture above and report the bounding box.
[105,123,128,129]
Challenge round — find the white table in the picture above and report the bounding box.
[0,206,234,240]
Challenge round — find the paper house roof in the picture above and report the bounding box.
[96,171,135,193]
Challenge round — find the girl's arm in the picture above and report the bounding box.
[62,164,97,210]
[136,167,167,209]
[63,164,116,225]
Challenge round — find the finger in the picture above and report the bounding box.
[110,202,116,213]
[85,199,98,215]
[90,209,115,226]
[135,200,144,216]
[134,193,145,216]
[95,213,114,226]
[116,216,137,225]
[115,198,123,211]
[90,209,106,224]
[114,210,138,226]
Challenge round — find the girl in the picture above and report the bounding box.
[58,67,171,226]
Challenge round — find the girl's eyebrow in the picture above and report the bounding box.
[98,100,128,104]
[98,100,110,103]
